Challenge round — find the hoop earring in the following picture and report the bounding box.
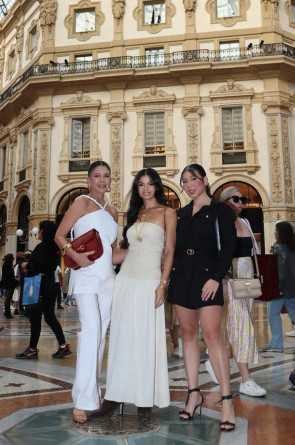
[107,187,111,192]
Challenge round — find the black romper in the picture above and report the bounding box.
[167,197,236,310]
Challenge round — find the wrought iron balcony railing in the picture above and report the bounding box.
[0,42,295,105]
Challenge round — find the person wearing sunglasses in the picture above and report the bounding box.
[215,186,266,397]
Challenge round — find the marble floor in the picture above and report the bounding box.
[0,300,294,445]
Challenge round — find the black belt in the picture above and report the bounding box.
[177,249,198,256]
[177,249,217,256]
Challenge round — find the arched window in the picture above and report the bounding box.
[163,185,180,209]
[56,187,89,226]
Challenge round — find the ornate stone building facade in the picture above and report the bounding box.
[0,0,294,257]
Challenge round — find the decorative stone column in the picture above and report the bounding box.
[7,130,17,222]
[38,0,57,53]
[112,0,125,45]
[5,131,18,253]
[261,98,295,237]
[181,104,203,165]
[31,115,54,216]
[15,24,24,76]
[183,0,196,36]
[106,111,127,210]
[261,0,280,30]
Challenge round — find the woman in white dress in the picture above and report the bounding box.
[99,168,177,418]
[55,161,125,424]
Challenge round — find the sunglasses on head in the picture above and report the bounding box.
[228,195,247,204]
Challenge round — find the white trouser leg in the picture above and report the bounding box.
[72,292,112,411]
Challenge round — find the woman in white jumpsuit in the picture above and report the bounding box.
[55,161,125,424]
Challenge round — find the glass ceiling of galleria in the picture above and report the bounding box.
[0,0,17,21]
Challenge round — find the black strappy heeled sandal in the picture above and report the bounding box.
[179,387,203,420]
[219,394,235,432]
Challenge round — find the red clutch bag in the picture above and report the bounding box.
[64,228,103,270]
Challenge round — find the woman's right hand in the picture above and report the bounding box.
[71,250,95,268]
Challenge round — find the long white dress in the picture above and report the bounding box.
[105,221,170,408]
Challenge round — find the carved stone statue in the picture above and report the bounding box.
[0,46,4,74]
[16,25,24,53]
[183,0,196,12]
[112,0,126,20]
[39,0,57,26]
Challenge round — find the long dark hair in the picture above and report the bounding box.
[276,221,295,251]
[122,168,167,246]
[180,163,211,196]
[39,220,58,256]
[2,253,13,268]
[88,160,111,176]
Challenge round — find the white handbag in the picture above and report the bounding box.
[228,277,262,299]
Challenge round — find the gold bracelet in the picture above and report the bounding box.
[61,243,72,256]
[160,278,169,287]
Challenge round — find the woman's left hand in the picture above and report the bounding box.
[155,285,166,308]
[201,279,219,301]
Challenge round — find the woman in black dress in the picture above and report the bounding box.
[167,164,236,432]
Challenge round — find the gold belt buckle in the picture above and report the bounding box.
[186,249,195,256]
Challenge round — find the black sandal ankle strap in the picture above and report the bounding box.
[188,387,200,394]
[221,394,232,400]
[215,394,232,404]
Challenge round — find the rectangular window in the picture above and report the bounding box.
[221,107,244,150]
[144,112,165,154]
[145,48,164,66]
[292,0,295,22]
[0,146,6,180]
[219,41,240,60]
[144,2,166,25]
[75,9,95,32]
[217,0,239,18]
[22,131,29,168]
[30,26,37,51]
[71,118,91,158]
[75,55,93,63]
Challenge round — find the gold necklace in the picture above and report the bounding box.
[135,206,162,242]
[135,212,149,242]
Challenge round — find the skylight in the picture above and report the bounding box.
[0,0,18,21]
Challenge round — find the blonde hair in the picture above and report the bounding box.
[220,186,241,202]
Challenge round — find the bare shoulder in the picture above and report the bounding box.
[67,196,89,216]
[165,207,177,220]
[107,204,118,222]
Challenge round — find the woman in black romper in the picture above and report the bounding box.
[167,164,236,432]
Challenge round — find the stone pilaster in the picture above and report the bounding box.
[106,111,127,210]
[182,104,203,165]
[183,0,196,37]
[261,98,293,206]
[112,0,125,44]
[38,0,57,53]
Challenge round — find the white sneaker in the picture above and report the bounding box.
[239,380,266,397]
[285,328,295,337]
[205,360,218,384]
[172,346,183,358]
